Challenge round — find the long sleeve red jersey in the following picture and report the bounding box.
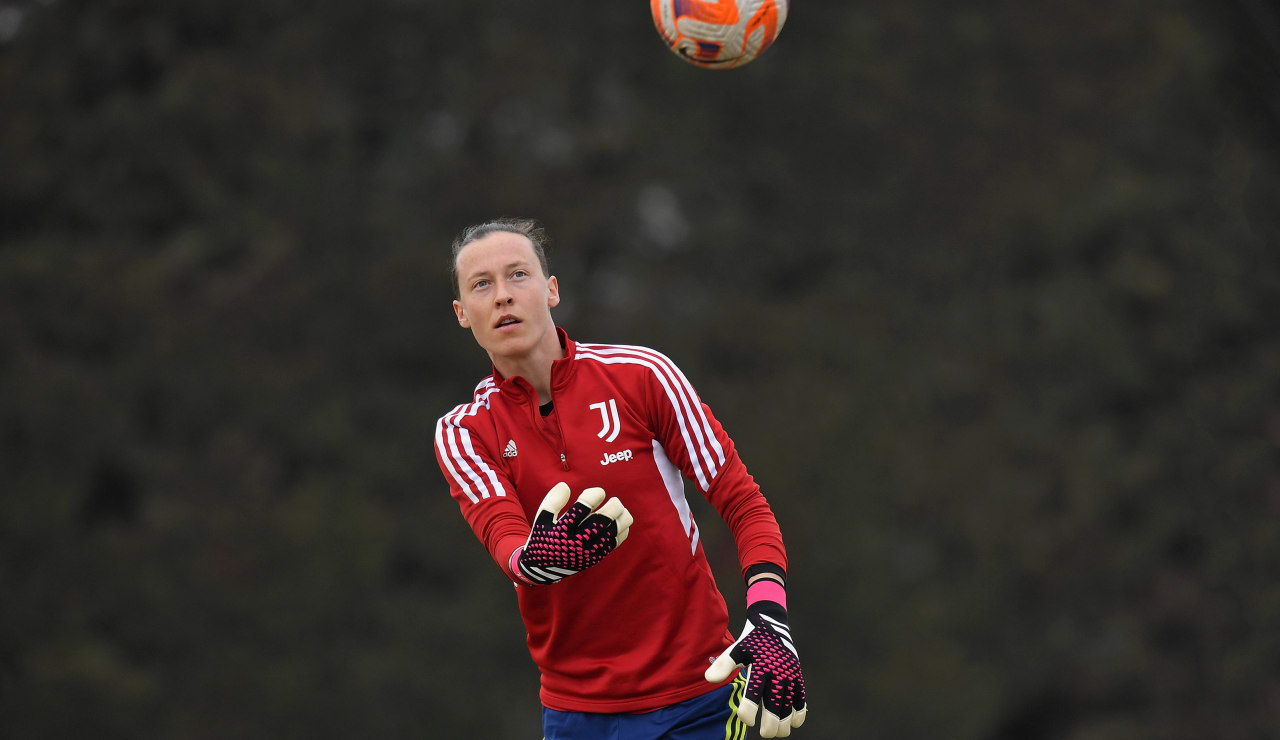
[434,328,787,713]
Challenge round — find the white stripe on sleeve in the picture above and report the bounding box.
[578,343,722,481]
[435,405,481,504]
[574,348,712,490]
[456,424,506,498]
[446,394,506,498]
[435,389,507,503]
[593,343,726,466]
[443,411,492,500]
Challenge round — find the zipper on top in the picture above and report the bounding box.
[532,389,570,471]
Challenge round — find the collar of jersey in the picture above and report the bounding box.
[488,326,579,403]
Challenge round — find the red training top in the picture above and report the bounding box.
[434,328,787,713]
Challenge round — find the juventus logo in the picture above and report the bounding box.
[589,399,621,442]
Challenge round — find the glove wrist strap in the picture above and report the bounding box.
[746,578,787,611]
[509,545,537,586]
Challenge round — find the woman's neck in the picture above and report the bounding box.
[491,328,563,404]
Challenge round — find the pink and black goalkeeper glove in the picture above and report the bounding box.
[509,482,633,586]
[706,572,808,738]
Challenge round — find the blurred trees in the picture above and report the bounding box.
[2,1,1277,738]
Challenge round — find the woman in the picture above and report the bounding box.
[435,218,808,739]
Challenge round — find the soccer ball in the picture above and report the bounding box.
[650,0,789,69]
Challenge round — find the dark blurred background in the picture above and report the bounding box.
[2,1,1278,738]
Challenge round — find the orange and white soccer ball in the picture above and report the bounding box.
[650,0,789,69]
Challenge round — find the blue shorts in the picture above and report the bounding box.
[542,676,747,740]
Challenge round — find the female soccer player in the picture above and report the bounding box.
[434,218,808,739]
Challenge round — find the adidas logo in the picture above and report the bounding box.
[502,440,518,458]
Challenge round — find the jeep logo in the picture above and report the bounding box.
[600,449,634,466]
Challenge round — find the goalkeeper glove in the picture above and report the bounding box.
[509,482,633,586]
[706,575,808,738]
